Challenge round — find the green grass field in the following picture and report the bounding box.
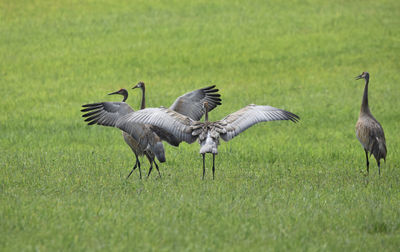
[1,0,400,250]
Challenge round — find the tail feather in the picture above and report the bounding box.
[153,141,166,163]
[371,137,387,162]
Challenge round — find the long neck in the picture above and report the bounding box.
[360,77,370,114]
[122,91,128,102]
[204,106,209,122]
[140,86,146,109]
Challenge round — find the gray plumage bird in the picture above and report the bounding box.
[82,88,164,179]
[81,84,222,178]
[355,72,387,175]
[115,101,299,179]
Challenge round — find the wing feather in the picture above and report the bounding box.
[116,107,197,145]
[81,101,155,149]
[169,85,222,121]
[81,102,134,127]
[219,104,300,141]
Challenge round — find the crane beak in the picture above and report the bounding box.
[108,91,120,95]
[132,85,139,89]
[355,74,363,80]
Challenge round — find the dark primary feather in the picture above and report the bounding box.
[169,85,222,121]
[81,102,134,127]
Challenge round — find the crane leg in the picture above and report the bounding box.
[127,154,141,179]
[202,154,206,180]
[364,149,369,174]
[154,160,161,178]
[145,154,154,178]
[147,163,153,178]
[212,154,215,180]
[138,159,142,179]
[377,160,381,176]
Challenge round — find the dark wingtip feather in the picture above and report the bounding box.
[202,85,216,91]
[207,93,221,97]
[278,109,300,123]
[288,112,300,123]
[82,102,103,108]
[81,105,102,112]
[87,120,97,125]
[84,114,101,122]
[82,110,102,118]
[205,89,219,94]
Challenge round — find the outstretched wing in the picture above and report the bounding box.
[81,102,134,126]
[116,107,198,145]
[81,102,152,149]
[169,85,222,121]
[218,104,300,141]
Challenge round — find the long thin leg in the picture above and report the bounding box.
[127,154,140,179]
[154,160,161,178]
[377,160,381,176]
[137,159,142,179]
[147,163,153,178]
[364,149,369,174]
[212,154,216,180]
[145,153,154,178]
[202,154,206,180]
[126,160,137,179]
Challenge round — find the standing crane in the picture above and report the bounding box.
[355,72,387,175]
[82,88,164,179]
[130,81,223,176]
[114,101,299,179]
[81,84,222,178]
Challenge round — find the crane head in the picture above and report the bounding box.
[132,81,145,89]
[203,101,209,110]
[108,88,127,96]
[355,72,369,80]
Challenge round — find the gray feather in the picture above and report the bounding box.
[169,85,222,121]
[219,104,300,141]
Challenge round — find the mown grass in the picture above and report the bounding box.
[1,0,400,251]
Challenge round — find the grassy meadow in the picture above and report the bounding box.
[1,0,400,250]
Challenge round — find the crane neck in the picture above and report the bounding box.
[140,86,146,109]
[122,90,128,102]
[204,106,209,122]
[360,77,370,114]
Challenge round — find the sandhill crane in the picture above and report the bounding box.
[114,101,299,179]
[82,88,164,179]
[130,81,222,176]
[81,84,222,178]
[355,72,386,175]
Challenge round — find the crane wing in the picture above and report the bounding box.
[368,119,387,160]
[116,107,198,145]
[81,102,154,149]
[81,102,134,127]
[218,104,300,141]
[169,85,222,121]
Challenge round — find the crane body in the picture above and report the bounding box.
[355,72,387,175]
